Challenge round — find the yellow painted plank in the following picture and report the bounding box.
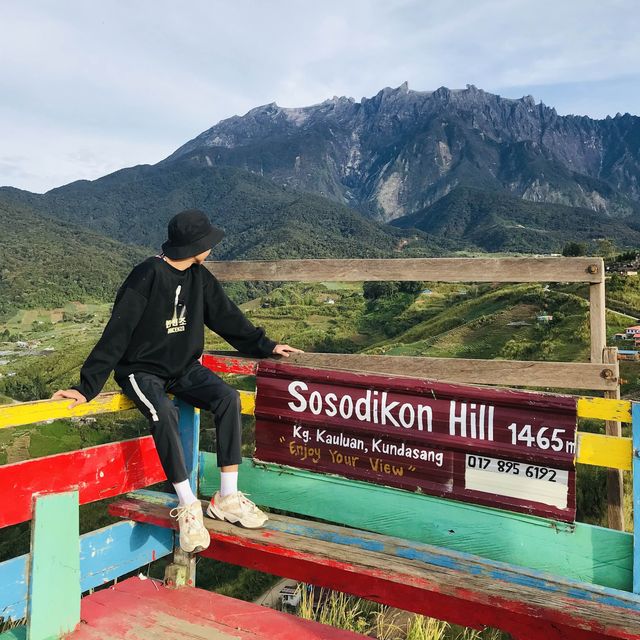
[577,397,632,423]
[239,390,255,416]
[0,392,136,429]
[1,387,634,478]
[576,432,632,471]
[0,389,257,430]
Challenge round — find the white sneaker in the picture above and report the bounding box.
[206,491,268,528]
[169,500,211,553]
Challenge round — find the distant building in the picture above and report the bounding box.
[625,325,640,336]
[536,314,554,323]
[607,254,640,275]
[15,341,28,349]
[279,585,301,607]
[420,289,432,295]
[324,298,335,304]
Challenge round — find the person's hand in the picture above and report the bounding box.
[272,344,305,358]
[51,389,87,409]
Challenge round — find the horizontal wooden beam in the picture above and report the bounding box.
[0,520,173,622]
[109,493,639,640]
[204,257,605,283]
[199,452,632,591]
[203,352,619,391]
[0,436,165,528]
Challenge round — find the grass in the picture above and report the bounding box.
[296,585,508,639]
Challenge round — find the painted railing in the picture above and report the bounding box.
[0,355,638,638]
[0,256,638,638]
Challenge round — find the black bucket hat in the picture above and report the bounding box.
[161,209,225,259]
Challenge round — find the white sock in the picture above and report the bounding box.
[173,479,197,506]
[220,471,238,497]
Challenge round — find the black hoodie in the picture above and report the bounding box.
[71,256,277,401]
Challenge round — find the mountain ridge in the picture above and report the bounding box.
[163,82,640,222]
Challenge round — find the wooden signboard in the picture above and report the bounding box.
[254,362,578,522]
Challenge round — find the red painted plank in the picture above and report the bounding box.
[108,498,635,640]
[69,577,366,639]
[0,436,165,528]
[203,352,258,375]
[254,361,578,521]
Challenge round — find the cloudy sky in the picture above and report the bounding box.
[1,0,639,193]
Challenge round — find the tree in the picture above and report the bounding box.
[562,242,587,257]
[595,238,617,259]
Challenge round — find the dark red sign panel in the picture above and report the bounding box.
[254,362,578,521]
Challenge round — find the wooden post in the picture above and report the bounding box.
[603,348,624,532]
[589,270,624,531]
[164,547,196,589]
[589,279,606,364]
[633,402,640,594]
[177,398,200,494]
[167,398,201,586]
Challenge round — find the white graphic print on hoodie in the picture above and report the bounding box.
[166,285,187,334]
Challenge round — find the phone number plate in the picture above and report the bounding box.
[465,455,569,509]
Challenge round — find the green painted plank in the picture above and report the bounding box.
[27,491,80,640]
[0,627,26,640]
[200,452,632,592]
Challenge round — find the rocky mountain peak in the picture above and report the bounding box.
[162,83,640,222]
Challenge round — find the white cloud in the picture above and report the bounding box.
[1,0,638,191]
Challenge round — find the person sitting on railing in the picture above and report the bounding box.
[51,208,304,554]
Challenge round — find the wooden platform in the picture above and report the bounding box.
[61,576,364,639]
[108,492,640,640]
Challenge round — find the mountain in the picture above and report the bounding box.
[164,83,640,222]
[2,83,639,264]
[0,199,149,318]
[391,186,640,252]
[0,163,434,262]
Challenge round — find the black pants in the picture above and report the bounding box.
[115,360,243,483]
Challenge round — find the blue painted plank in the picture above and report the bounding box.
[79,519,173,592]
[264,517,640,611]
[0,556,28,623]
[177,399,200,495]
[633,402,640,595]
[0,521,173,622]
[115,490,640,614]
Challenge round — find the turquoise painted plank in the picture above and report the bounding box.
[199,452,633,591]
[177,399,200,495]
[0,627,26,640]
[28,491,80,640]
[633,402,640,595]
[0,521,173,623]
